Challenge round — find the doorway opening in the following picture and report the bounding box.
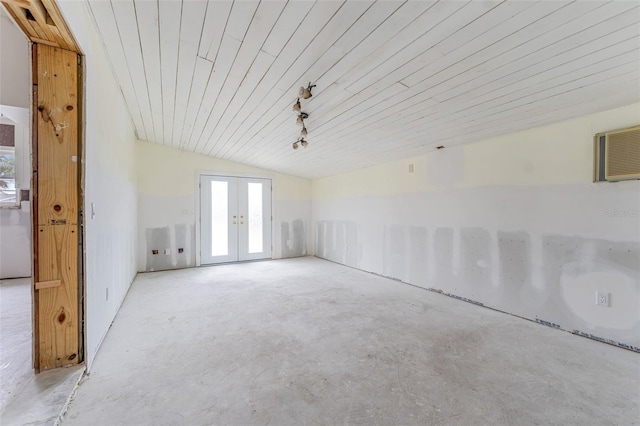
[199,175,272,265]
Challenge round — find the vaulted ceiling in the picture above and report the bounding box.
[87,0,640,179]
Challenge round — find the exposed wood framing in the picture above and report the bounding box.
[1,0,80,53]
[33,44,80,371]
[35,280,62,290]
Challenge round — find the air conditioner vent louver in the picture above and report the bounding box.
[594,126,640,182]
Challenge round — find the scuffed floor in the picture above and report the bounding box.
[62,257,638,425]
[0,278,85,426]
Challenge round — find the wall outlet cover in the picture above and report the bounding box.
[596,291,609,307]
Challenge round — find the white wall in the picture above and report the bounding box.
[137,141,311,272]
[58,2,138,369]
[0,8,31,279]
[313,103,640,350]
[0,9,30,109]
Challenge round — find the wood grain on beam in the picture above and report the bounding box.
[35,44,79,371]
[35,280,61,290]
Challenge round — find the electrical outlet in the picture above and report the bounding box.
[178,248,184,254]
[152,249,159,255]
[596,291,609,307]
[164,248,171,255]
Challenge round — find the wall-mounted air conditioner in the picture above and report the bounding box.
[594,125,640,182]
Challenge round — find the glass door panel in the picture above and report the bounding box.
[238,178,272,261]
[200,175,238,264]
[247,182,263,253]
[210,181,229,257]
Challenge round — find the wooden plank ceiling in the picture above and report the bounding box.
[87,0,640,179]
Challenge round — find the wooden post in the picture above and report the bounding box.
[33,44,79,370]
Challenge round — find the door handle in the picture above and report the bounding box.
[233,221,237,224]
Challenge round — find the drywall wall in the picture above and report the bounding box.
[0,22,31,279]
[0,105,30,279]
[313,103,640,350]
[136,141,311,272]
[0,9,29,109]
[58,1,138,369]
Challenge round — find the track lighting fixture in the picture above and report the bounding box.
[292,98,301,113]
[299,82,316,99]
[292,138,308,150]
[296,112,308,126]
[291,83,315,150]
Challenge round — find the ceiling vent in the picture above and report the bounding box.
[594,125,640,182]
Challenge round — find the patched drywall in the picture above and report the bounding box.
[58,1,139,369]
[313,104,640,350]
[281,219,307,258]
[0,202,30,278]
[136,141,311,272]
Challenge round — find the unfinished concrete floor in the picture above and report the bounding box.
[0,278,85,425]
[62,257,638,425]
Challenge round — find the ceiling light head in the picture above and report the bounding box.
[292,98,301,113]
[297,113,309,126]
[292,141,299,150]
[300,139,308,148]
[299,82,316,99]
[300,126,308,137]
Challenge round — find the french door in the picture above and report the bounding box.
[200,175,272,265]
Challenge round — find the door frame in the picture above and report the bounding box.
[195,170,274,267]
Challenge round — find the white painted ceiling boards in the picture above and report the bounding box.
[87,0,640,179]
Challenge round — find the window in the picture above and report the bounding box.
[0,107,30,208]
[594,125,640,182]
[0,122,17,205]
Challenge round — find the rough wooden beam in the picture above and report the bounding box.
[1,0,79,52]
[35,45,80,371]
[35,280,61,290]
[40,0,79,52]
[2,0,31,8]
